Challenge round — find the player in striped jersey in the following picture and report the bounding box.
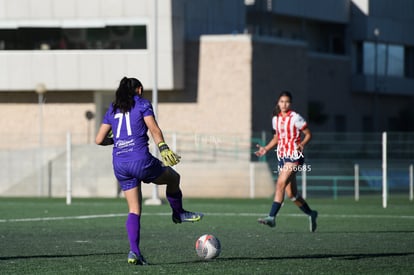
[95,77,203,265]
[255,91,318,232]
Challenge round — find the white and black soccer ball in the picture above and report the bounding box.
[195,234,221,260]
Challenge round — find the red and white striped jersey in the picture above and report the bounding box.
[272,110,307,160]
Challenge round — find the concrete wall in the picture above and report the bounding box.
[156,35,253,138]
[0,91,95,149]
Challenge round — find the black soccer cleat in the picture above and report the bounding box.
[128,251,148,265]
[257,216,276,228]
[309,210,318,232]
[172,211,204,224]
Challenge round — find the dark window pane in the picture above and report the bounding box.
[0,25,147,50]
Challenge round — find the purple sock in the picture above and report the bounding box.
[166,190,184,215]
[126,213,141,255]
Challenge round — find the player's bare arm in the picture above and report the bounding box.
[255,133,278,157]
[144,115,180,166]
[143,115,165,145]
[95,123,113,145]
[299,127,312,151]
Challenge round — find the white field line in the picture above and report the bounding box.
[0,212,413,223]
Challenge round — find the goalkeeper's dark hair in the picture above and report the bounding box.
[273,91,292,116]
[112,77,143,114]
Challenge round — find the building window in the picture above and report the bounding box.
[0,25,147,50]
[405,46,414,78]
[362,42,404,77]
[355,42,363,74]
[330,35,345,55]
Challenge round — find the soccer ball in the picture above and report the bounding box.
[195,234,221,260]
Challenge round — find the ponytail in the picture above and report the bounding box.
[112,77,143,114]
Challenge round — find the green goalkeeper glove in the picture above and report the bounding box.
[107,129,113,138]
[100,130,114,146]
[158,142,181,166]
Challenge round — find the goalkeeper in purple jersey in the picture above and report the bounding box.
[95,77,203,266]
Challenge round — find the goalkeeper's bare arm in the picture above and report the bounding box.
[144,115,180,166]
[143,115,164,145]
[95,124,113,146]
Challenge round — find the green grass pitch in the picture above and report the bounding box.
[0,196,413,274]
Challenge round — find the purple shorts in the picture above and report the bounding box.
[113,156,165,191]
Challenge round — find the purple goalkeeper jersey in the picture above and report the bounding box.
[103,95,154,162]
